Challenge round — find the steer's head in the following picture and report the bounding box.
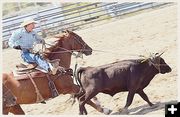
[148,52,172,74]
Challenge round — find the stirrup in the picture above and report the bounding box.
[16,63,37,72]
[49,59,60,67]
[16,62,37,68]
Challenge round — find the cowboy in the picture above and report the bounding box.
[8,17,62,75]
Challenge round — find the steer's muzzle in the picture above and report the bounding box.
[161,64,172,74]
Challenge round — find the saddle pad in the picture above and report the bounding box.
[13,70,47,80]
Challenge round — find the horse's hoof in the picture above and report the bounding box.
[40,101,46,104]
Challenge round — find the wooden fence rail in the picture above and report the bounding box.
[2,2,170,48]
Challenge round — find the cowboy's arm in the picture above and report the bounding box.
[34,32,45,44]
[8,31,22,50]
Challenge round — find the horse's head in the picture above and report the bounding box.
[55,30,92,56]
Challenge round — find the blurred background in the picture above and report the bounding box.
[2,2,172,49]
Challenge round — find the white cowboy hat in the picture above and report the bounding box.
[20,18,38,27]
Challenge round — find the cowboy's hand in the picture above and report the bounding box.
[58,66,66,73]
[13,45,21,50]
[40,39,45,44]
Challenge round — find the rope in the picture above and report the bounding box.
[44,42,78,56]
[93,49,142,57]
[26,73,44,103]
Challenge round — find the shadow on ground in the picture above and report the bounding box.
[111,100,177,115]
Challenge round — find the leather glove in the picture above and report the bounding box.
[40,39,45,45]
[13,45,21,50]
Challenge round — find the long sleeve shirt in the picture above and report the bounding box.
[8,28,43,50]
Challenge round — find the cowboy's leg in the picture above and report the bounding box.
[33,54,50,71]
[21,51,50,72]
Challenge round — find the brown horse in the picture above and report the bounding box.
[3,30,107,115]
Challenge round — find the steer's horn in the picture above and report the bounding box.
[157,51,165,57]
[157,47,168,57]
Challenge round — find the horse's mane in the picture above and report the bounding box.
[43,33,66,59]
[43,30,77,59]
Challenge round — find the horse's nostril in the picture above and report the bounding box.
[13,98,16,102]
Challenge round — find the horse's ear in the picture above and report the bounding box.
[65,29,68,32]
[54,33,64,38]
[64,29,70,32]
[61,29,68,33]
[10,72,14,78]
[61,30,70,37]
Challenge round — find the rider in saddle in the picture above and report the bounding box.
[8,17,64,75]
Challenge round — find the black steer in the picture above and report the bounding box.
[76,53,171,115]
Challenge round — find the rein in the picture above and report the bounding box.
[44,42,88,57]
[93,49,142,57]
[45,42,73,53]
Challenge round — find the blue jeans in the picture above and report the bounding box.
[21,50,50,72]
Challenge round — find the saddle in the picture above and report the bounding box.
[15,59,60,75]
[15,63,38,73]
[13,60,73,103]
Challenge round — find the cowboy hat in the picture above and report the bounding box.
[20,18,38,27]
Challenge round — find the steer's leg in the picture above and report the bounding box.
[79,95,110,114]
[79,94,87,115]
[87,98,103,112]
[122,91,136,114]
[87,96,111,114]
[79,89,98,115]
[137,90,153,106]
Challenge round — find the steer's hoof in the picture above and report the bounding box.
[119,108,129,114]
[103,108,112,115]
[149,102,159,109]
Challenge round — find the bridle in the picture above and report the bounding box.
[43,32,90,57]
[148,56,168,73]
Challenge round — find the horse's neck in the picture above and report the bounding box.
[48,39,73,68]
[50,53,72,68]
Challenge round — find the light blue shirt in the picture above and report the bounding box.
[8,28,42,49]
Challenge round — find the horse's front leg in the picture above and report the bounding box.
[10,104,25,115]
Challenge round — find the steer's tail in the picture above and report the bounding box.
[76,67,85,88]
[74,67,86,97]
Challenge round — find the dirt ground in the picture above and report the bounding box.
[2,4,177,115]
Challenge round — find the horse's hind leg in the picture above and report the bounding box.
[10,104,25,115]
